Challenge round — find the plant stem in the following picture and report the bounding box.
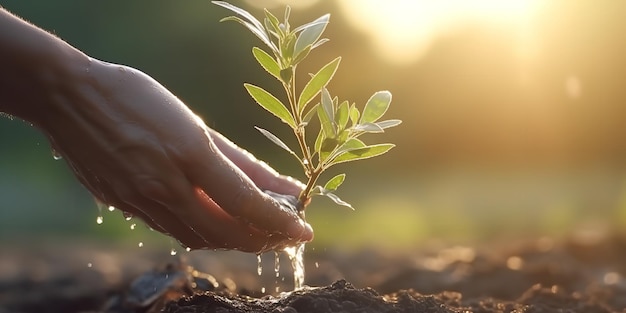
[282,68,319,211]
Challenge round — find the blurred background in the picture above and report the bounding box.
[1,0,626,251]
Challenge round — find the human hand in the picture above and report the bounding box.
[37,59,313,253]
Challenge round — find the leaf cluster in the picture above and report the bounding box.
[213,1,401,210]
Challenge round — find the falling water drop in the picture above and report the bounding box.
[138,242,144,248]
[315,262,319,268]
[51,149,63,160]
[170,249,177,256]
[96,205,103,224]
[274,251,280,278]
[87,263,92,268]
[185,247,191,252]
[257,254,263,276]
[130,223,136,230]
[107,206,115,212]
[261,286,266,294]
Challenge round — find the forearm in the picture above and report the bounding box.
[0,7,91,126]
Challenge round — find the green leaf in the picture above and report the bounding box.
[309,185,325,197]
[336,128,349,144]
[336,100,349,130]
[329,143,395,166]
[213,1,264,31]
[320,137,339,162]
[219,16,276,52]
[264,9,281,35]
[361,91,392,123]
[254,126,298,159]
[340,137,366,149]
[265,19,280,40]
[284,5,291,26]
[294,14,330,56]
[297,57,341,113]
[321,88,334,128]
[317,91,335,137]
[213,1,278,53]
[353,122,384,133]
[244,83,296,128]
[281,34,296,62]
[292,44,311,66]
[349,103,359,126]
[323,173,345,191]
[312,38,329,49]
[314,128,325,156]
[324,192,353,209]
[376,119,402,130]
[252,47,280,80]
[308,186,354,209]
[302,103,319,124]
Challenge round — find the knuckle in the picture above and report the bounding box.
[134,176,173,204]
[226,187,257,219]
[116,175,174,206]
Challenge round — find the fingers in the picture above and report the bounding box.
[73,164,209,249]
[187,137,313,243]
[207,128,304,196]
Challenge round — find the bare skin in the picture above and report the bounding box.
[0,7,313,253]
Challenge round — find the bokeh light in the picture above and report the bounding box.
[337,0,541,65]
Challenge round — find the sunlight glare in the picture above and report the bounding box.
[338,0,540,65]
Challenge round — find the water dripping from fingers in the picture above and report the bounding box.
[274,251,280,278]
[169,239,177,256]
[257,254,263,276]
[51,148,63,160]
[96,204,103,225]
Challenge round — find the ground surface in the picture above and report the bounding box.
[1,231,625,312]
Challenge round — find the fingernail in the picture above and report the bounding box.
[302,222,314,241]
[286,219,313,241]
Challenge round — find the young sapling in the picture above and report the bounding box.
[212,1,401,217]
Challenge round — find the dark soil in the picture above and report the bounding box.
[2,231,626,313]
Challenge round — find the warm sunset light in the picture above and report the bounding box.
[337,0,540,65]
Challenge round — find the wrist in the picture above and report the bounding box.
[0,8,91,127]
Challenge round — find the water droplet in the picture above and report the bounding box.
[96,204,103,224]
[257,254,263,276]
[87,263,92,268]
[274,251,280,278]
[275,286,280,293]
[123,212,133,220]
[138,242,143,248]
[261,286,266,293]
[283,243,306,289]
[315,262,319,268]
[107,206,115,212]
[185,247,191,252]
[130,223,136,230]
[51,149,63,160]
[170,249,177,256]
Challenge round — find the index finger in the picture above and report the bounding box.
[207,128,304,196]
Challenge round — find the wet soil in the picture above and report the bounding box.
[1,231,625,312]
